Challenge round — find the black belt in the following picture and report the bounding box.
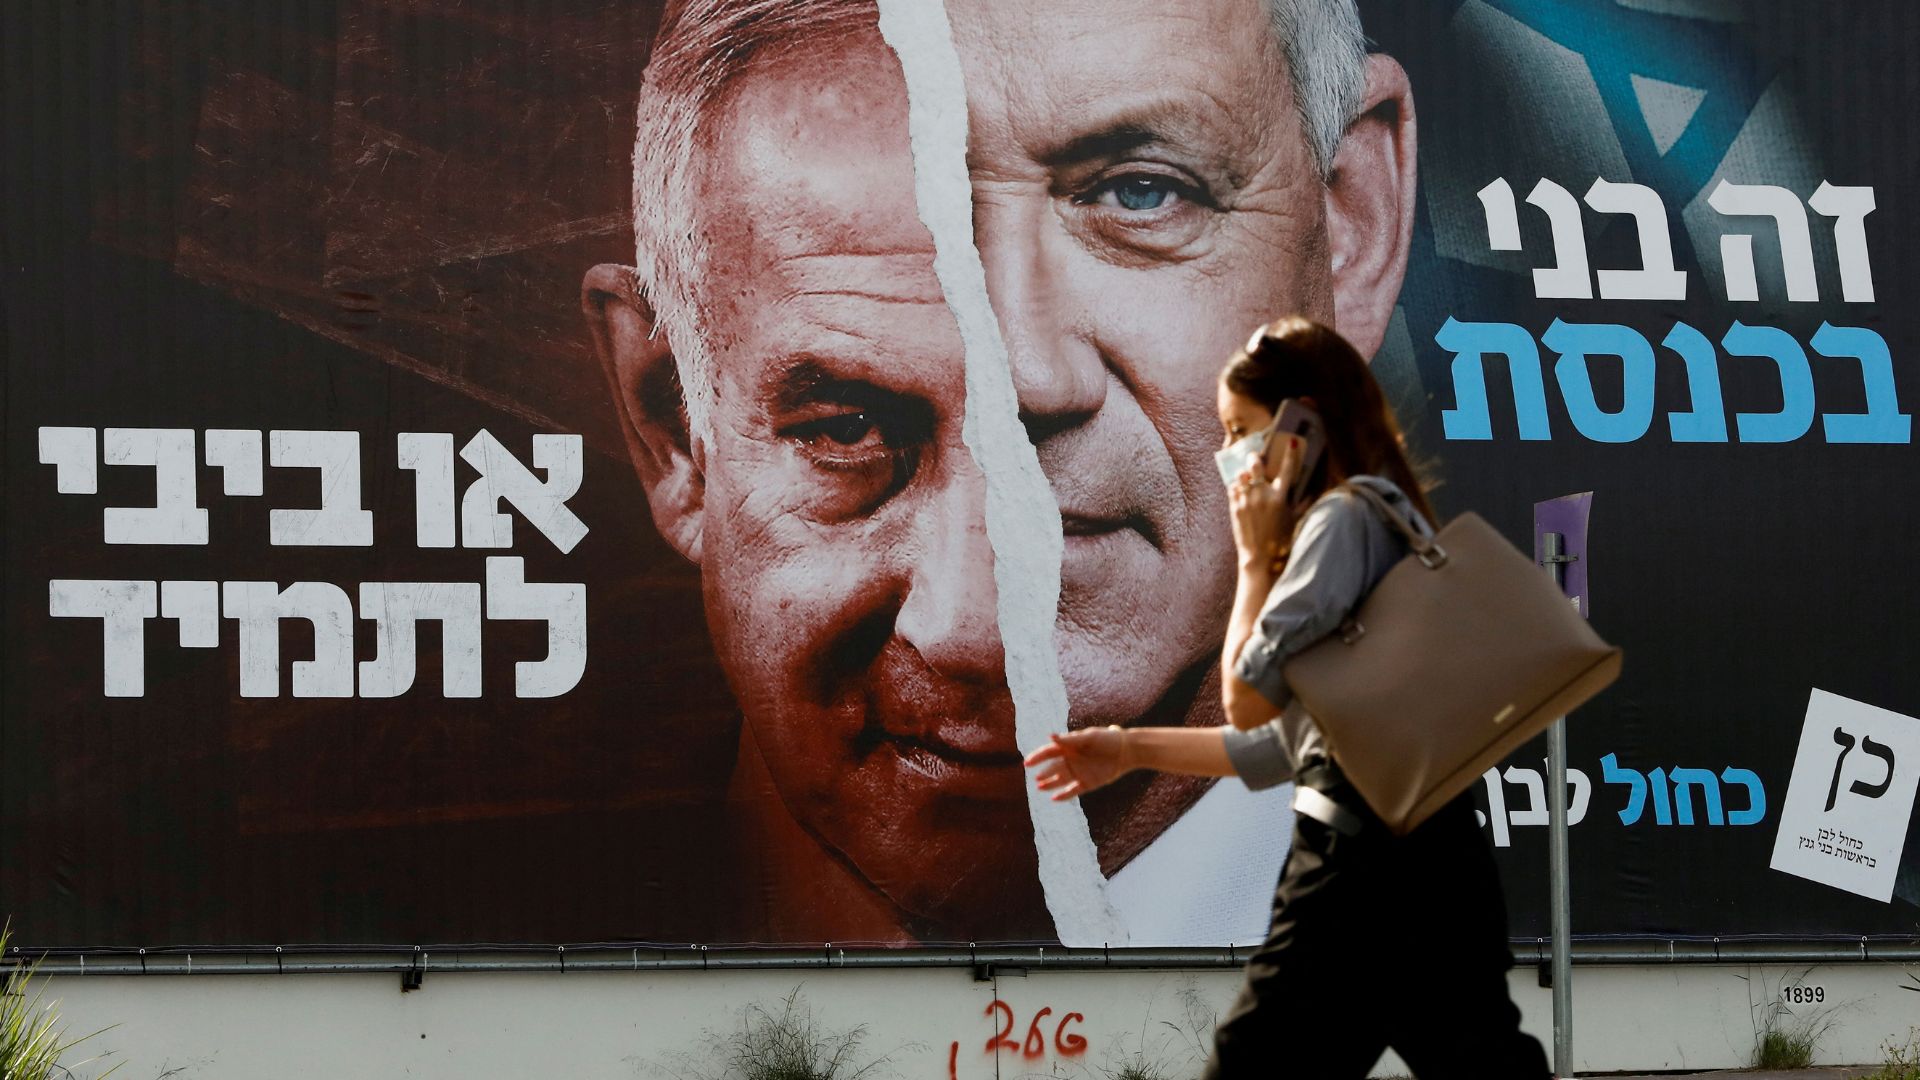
[1293,757,1374,837]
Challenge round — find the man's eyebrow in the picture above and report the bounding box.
[1039,124,1165,167]
[1032,97,1240,169]
[763,356,893,411]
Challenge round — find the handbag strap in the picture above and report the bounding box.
[1336,481,1449,570]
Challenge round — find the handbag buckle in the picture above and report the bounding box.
[1339,619,1366,645]
[1418,543,1449,570]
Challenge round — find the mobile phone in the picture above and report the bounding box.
[1269,398,1326,503]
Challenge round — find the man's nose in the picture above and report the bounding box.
[973,193,1107,442]
[895,456,1005,682]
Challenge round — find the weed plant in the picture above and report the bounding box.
[0,921,119,1080]
[660,986,905,1080]
[1748,968,1836,1070]
[1088,981,1217,1080]
[1864,1027,1920,1080]
[1754,1028,1817,1070]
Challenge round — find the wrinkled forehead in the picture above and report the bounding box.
[693,30,929,303]
[943,0,1290,161]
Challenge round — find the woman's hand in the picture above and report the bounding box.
[1023,727,1134,802]
[1228,436,1303,571]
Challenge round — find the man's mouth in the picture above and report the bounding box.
[885,732,1024,775]
[875,711,1020,761]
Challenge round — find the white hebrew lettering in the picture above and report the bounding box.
[359,581,483,698]
[38,426,98,494]
[1527,179,1594,299]
[1477,178,1523,251]
[484,557,586,698]
[222,581,356,697]
[160,579,220,648]
[268,431,374,547]
[398,433,458,549]
[49,579,157,697]
[103,428,207,545]
[1503,765,1550,827]
[1708,181,1818,302]
[204,429,264,497]
[459,431,588,553]
[1584,179,1688,300]
[1807,182,1876,303]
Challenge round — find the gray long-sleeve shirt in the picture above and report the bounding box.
[1220,475,1435,790]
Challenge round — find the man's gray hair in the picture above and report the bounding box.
[630,0,1366,437]
[1268,0,1369,174]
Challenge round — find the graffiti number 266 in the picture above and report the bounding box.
[983,1002,1087,1058]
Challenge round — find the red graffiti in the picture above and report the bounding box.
[1055,1012,1087,1056]
[1022,1007,1052,1058]
[984,1000,1018,1054]
[978,1002,1089,1062]
[948,1040,959,1080]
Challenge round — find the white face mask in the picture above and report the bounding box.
[1214,415,1279,488]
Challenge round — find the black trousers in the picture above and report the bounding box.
[1201,773,1550,1080]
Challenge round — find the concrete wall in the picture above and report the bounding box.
[38,963,1920,1079]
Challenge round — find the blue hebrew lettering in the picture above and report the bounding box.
[1544,320,1658,443]
[1720,767,1766,826]
[1648,766,1673,825]
[1601,753,1647,826]
[1811,324,1911,444]
[1722,322,1816,443]
[1436,319,1553,441]
[1662,322,1729,442]
[1668,767,1725,825]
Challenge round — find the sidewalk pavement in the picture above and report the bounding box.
[1596,1070,1880,1079]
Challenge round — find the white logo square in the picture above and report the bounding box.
[1768,689,1920,902]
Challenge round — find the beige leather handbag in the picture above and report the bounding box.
[1282,484,1622,835]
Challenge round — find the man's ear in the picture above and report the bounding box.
[1324,52,1417,360]
[582,263,704,564]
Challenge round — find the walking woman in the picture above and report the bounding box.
[1025,317,1549,1078]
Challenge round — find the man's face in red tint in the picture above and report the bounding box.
[688,34,1040,930]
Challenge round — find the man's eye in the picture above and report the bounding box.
[804,413,879,447]
[780,399,934,470]
[768,381,935,519]
[1083,174,1194,213]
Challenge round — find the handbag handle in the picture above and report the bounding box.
[1336,482,1449,570]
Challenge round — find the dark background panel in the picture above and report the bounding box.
[1364,0,1920,935]
[4,0,1918,946]
[2,0,741,947]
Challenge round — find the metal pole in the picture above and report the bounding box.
[1543,532,1574,1078]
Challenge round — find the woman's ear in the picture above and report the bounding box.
[581,263,704,563]
[1324,53,1418,361]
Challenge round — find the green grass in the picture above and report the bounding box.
[0,921,119,1080]
[1754,1027,1818,1069]
[1747,970,1836,1071]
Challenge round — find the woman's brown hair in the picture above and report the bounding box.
[1221,315,1438,525]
